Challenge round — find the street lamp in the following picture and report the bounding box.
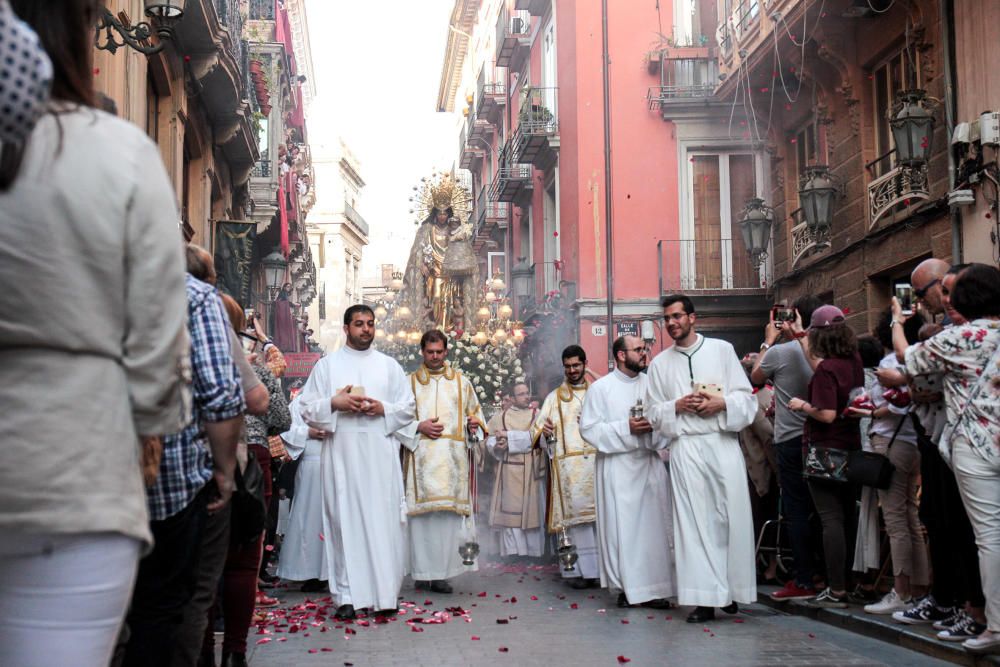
[511,257,534,313]
[890,89,935,167]
[798,165,838,235]
[95,0,184,56]
[737,197,773,268]
[262,248,288,302]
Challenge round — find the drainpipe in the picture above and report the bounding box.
[941,0,963,262]
[601,0,615,368]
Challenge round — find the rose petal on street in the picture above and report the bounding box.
[256,638,272,645]
[617,657,632,664]
[471,636,480,640]
[498,647,509,653]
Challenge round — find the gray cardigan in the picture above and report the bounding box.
[0,106,190,547]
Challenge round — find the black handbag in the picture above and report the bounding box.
[845,415,907,489]
[230,449,267,546]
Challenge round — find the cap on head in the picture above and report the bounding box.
[809,305,846,330]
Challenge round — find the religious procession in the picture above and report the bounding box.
[5,1,1000,666]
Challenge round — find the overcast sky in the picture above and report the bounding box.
[304,0,459,281]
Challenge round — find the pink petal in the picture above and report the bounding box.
[471,636,480,641]
[318,533,325,541]
[308,649,318,654]
[411,626,424,632]
[570,603,579,609]
[255,638,272,645]
[477,592,487,597]
[617,657,632,664]
[529,595,538,601]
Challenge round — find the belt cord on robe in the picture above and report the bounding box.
[673,337,705,381]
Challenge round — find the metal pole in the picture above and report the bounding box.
[601,0,614,369]
[941,0,963,263]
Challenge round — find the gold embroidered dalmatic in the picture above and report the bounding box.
[532,381,597,533]
[403,364,486,517]
[485,406,544,530]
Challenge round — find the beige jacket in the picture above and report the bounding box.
[0,107,190,547]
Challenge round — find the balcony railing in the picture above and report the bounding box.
[459,123,484,170]
[866,151,931,227]
[344,201,369,237]
[514,87,558,166]
[657,238,770,292]
[514,0,549,16]
[476,66,507,123]
[249,0,274,20]
[252,152,271,178]
[731,0,760,41]
[789,208,831,269]
[647,57,719,109]
[489,163,532,203]
[496,8,531,69]
[476,188,509,235]
[215,0,244,62]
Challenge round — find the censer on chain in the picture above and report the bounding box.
[458,419,481,566]
[557,526,578,572]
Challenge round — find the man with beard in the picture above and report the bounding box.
[485,382,547,558]
[645,294,757,623]
[296,305,415,619]
[400,329,486,593]
[580,336,675,609]
[533,345,600,589]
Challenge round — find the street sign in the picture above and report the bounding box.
[283,352,322,378]
[591,325,607,337]
[616,321,639,337]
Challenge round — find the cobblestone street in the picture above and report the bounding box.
[240,563,950,667]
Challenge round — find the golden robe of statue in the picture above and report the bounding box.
[531,381,597,533]
[402,364,487,516]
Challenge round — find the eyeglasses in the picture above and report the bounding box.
[914,279,940,299]
[624,347,648,354]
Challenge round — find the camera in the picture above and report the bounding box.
[770,306,796,324]
[895,283,914,316]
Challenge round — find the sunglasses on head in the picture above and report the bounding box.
[914,279,940,299]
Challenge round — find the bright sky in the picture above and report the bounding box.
[304,0,459,282]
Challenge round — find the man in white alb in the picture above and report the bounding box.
[533,344,600,589]
[580,335,675,609]
[399,329,486,594]
[296,305,416,620]
[645,294,758,623]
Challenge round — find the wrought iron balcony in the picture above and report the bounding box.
[866,155,930,228]
[476,66,506,125]
[251,151,271,178]
[647,56,718,109]
[248,0,274,20]
[496,9,531,69]
[656,238,771,292]
[476,187,509,236]
[459,124,484,170]
[490,163,532,203]
[790,208,831,269]
[513,87,558,167]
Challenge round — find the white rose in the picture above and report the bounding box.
[463,356,471,364]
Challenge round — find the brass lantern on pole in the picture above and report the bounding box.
[890,89,935,167]
[798,165,838,235]
[737,197,773,268]
[262,248,288,302]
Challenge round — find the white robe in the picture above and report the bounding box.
[580,369,676,604]
[276,400,327,582]
[645,335,758,607]
[297,346,415,610]
[485,431,545,557]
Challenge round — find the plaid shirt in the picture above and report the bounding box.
[148,274,245,520]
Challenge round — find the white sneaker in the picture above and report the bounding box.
[963,630,1000,654]
[864,589,912,615]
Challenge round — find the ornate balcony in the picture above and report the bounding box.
[476,187,509,236]
[459,123,484,170]
[867,162,930,228]
[476,66,506,125]
[490,163,532,203]
[513,87,558,168]
[657,238,771,293]
[496,9,530,69]
[647,55,719,116]
[790,209,831,269]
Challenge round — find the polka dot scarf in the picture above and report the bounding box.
[0,0,52,143]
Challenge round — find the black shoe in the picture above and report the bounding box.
[429,579,453,594]
[221,653,248,667]
[686,606,716,623]
[374,607,399,617]
[721,601,739,614]
[300,578,327,593]
[641,598,673,610]
[568,578,591,590]
[414,579,430,590]
[616,592,632,608]
[335,604,356,620]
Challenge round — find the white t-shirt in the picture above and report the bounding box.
[869,352,918,444]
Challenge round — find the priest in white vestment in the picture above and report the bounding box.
[532,344,600,588]
[296,305,415,619]
[645,294,758,624]
[485,382,546,557]
[581,335,676,608]
[397,330,486,593]
[276,397,328,590]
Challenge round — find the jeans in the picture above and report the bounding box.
[807,478,858,593]
[870,436,929,585]
[776,436,817,587]
[952,436,1000,632]
[918,438,984,609]
[0,533,140,667]
[122,488,208,667]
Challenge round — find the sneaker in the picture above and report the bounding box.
[808,587,849,609]
[770,581,815,602]
[847,585,881,604]
[964,630,1000,655]
[937,612,987,642]
[893,596,956,625]
[864,589,912,615]
[933,608,965,631]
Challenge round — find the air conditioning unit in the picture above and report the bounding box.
[511,17,525,35]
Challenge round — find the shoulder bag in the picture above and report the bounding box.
[230,449,267,546]
[803,415,903,489]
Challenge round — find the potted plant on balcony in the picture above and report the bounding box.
[517,87,553,128]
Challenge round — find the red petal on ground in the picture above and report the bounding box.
[478,592,487,597]
[510,596,518,603]
[617,657,632,664]
[621,619,630,624]
[277,637,287,642]
[569,603,579,609]
[471,636,480,641]
[320,626,328,632]
[320,647,332,652]
[424,599,433,605]
[498,647,509,653]
[308,649,318,654]
[255,638,272,645]
[318,533,325,541]
[808,633,816,638]
[703,628,710,633]
[529,596,538,601]
[496,618,509,624]
[733,619,744,624]
[411,626,425,632]
[647,615,654,620]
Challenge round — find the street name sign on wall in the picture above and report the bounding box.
[284,352,322,378]
[616,321,639,338]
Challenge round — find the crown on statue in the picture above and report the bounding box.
[409,171,472,225]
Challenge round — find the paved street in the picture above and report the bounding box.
[239,563,950,667]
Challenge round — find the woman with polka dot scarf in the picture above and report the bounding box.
[0,0,51,143]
